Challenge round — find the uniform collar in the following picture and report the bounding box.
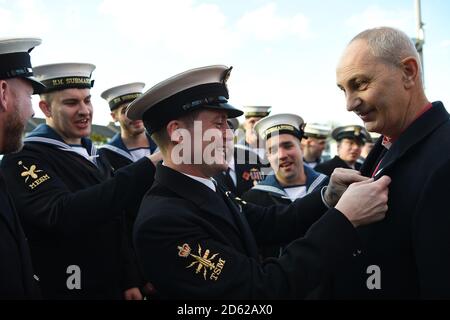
[179,170,216,192]
[24,124,98,165]
[255,164,327,197]
[26,124,95,152]
[108,133,157,153]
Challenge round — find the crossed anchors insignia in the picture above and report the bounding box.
[178,243,221,280]
[18,161,42,182]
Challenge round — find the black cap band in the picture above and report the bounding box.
[109,92,141,111]
[0,52,33,79]
[336,133,366,144]
[263,125,304,140]
[143,82,229,135]
[41,77,94,93]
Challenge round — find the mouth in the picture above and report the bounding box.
[130,120,143,127]
[75,118,90,129]
[279,162,293,169]
[356,109,375,122]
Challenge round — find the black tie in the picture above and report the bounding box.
[223,168,236,192]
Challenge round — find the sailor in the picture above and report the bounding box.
[99,82,158,170]
[1,62,159,299]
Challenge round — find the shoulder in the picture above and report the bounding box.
[136,188,197,228]
[1,144,49,170]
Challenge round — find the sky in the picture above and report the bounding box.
[2,0,450,127]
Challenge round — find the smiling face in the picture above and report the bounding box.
[40,88,93,144]
[112,104,146,138]
[336,39,412,138]
[167,109,234,178]
[266,133,304,186]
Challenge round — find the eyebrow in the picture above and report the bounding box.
[62,95,92,103]
[279,141,293,148]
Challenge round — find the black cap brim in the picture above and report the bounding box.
[24,76,46,94]
[204,102,243,118]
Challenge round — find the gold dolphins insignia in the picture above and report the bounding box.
[18,161,43,183]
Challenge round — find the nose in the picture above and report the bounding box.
[278,147,288,160]
[224,121,234,142]
[346,94,362,112]
[78,101,91,116]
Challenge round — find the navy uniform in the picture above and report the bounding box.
[213,145,265,197]
[213,119,265,197]
[0,63,155,299]
[315,125,369,176]
[237,106,271,162]
[99,82,158,171]
[0,38,45,298]
[302,123,331,168]
[242,114,328,259]
[128,65,362,299]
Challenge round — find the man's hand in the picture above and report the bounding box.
[324,168,369,207]
[335,175,391,227]
[124,287,143,300]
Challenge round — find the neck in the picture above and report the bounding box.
[121,131,149,149]
[163,156,212,179]
[344,160,356,168]
[387,93,430,139]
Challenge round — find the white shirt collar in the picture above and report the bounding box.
[182,173,217,192]
[161,163,217,192]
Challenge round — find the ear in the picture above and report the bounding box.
[39,99,52,117]
[167,120,183,144]
[110,111,118,122]
[0,80,9,112]
[401,56,420,89]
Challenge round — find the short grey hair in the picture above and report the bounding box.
[351,27,422,74]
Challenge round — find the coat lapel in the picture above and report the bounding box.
[217,186,259,258]
[155,165,240,234]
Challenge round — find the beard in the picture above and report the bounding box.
[2,105,25,154]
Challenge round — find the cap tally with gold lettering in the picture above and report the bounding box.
[0,37,45,94]
[303,123,331,139]
[332,125,370,144]
[33,62,95,93]
[101,82,145,111]
[126,65,243,135]
[254,113,305,141]
[243,106,271,118]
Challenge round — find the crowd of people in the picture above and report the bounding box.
[1,26,449,300]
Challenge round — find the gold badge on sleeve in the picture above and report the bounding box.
[18,161,51,190]
[178,243,226,281]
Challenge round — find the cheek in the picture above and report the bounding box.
[22,98,34,119]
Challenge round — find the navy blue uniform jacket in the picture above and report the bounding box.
[1,125,155,299]
[134,164,361,299]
